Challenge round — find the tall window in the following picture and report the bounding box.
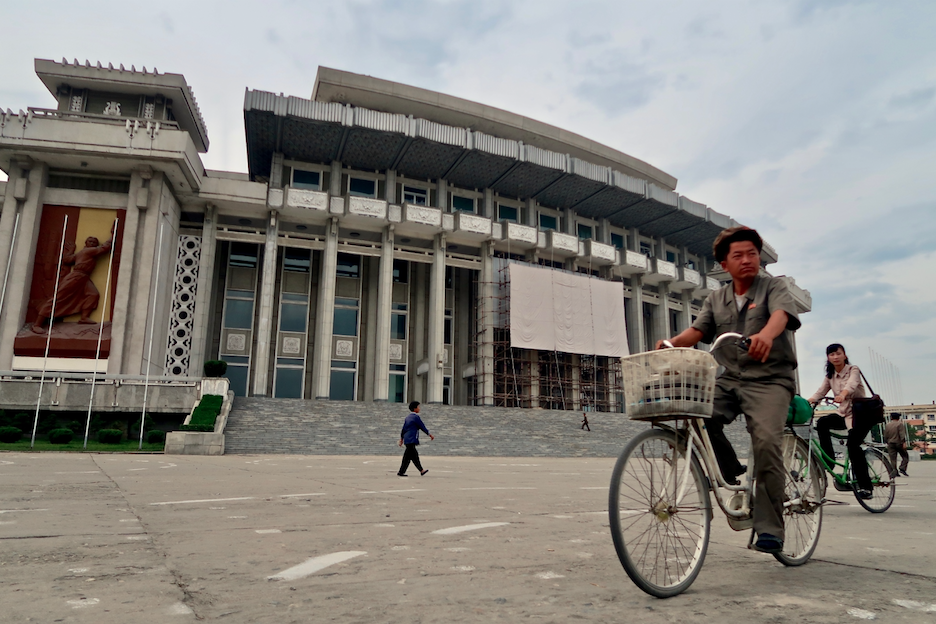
[577,223,593,240]
[451,195,475,213]
[639,241,653,258]
[292,169,321,190]
[348,177,376,198]
[611,232,625,249]
[221,242,259,397]
[498,204,519,223]
[336,253,360,279]
[403,186,428,205]
[665,250,677,263]
[539,213,558,231]
[274,248,310,399]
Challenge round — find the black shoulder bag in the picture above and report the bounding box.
[851,369,885,427]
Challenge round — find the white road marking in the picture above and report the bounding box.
[845,536,870,541]
[268,551,367,581]
[552,515,573,519]
[228,516,247,519]
[128,468,147,471]
[209,507,225,510]
[68,568,89,574]
[149,497,255,506]
[167,602,194,615]
[0,521,15,525]
[0,508,49,514]
[55,471,98,474]
[280,493,326,498]
[458,487,536,491]
[452,565,475,571]
[536,571,565,579]
[126,536,148,540]
[391,546,409,551]
[160,463,177,469]
[375,523,395,527]
[119,519,138,522]
[894,599,936,612]
[432,522,510,535]
[847,608,877,619]
[445,547,470,552]
[67,598,100,609]
[256,529,281,534]
[360,489,426,494]
[580,486,605,490]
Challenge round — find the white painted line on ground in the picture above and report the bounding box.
[67,598,100,609]
[452,565,476,571]
[167,602,194,615]
[359,489,426,494]
[0,508,49,514]
[128,468,147,471]
[458,487,536,491]
[256,529,281,534]
[119,519,138,522]
[126,536,148,540]
[149,497,255,506]
[536,571,565,579]
[580,486,605,490]
[893,599,936,612]
[432,522,510,535]
[280,493,326,498]
[268,551,367,581]
[55,471,98,474]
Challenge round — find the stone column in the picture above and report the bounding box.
[426,233,446,403]
[188,204,218,376]
[362,257,379,402]
[0,162,47,369]
[627,277,646,354]
[0,160,28,301]
[436,179,447,209]
[251,210,279,396]
[107,169,149,374]
[312,217,339,399]
[482,188,494,219]
[655,282,671,345]
[479,240,495,405]
[680,290,693,336]
[373,226,394,401]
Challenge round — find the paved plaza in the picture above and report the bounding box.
[1,451,935,623]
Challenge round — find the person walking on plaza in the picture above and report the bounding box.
[658,226,801,555]
[884,412,910,477]
[398,401,433,477]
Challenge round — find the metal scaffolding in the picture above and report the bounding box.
[471,257,623,411]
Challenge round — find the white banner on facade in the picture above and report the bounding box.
[508,263,629,357]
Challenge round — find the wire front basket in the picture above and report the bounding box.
[621,348,717,420]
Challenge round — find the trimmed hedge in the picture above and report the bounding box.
[204,360,228,377]
[48,428,74,444]
[179,394,224,432]
[0,426,22,443]
[146,430,166,444]
[97,429,123,444]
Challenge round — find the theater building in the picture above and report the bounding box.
[0,58,811,410]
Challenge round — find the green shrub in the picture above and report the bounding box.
[204,360,228,377]
[179,423,215,432]
[146,430,166,444]
[97,429,123,444]
[0,426,22,443]
[48,428,74,444]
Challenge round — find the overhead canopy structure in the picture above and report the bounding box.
[244,68,776,262]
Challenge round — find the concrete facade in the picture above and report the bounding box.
[0,58,811,413]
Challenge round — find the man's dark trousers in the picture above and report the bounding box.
[399,443,423,474]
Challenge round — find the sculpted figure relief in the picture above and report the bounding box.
[31,224,115,334]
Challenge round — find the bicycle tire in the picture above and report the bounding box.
[774,433,823,566]
[854,448,895,513]
[609,427,711,598]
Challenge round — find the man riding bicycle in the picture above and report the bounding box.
[657,226,801,554]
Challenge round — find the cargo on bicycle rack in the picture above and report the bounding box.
[621,348,718,419]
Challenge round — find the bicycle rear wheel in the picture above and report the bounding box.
[774,433,823,566]
[854,448,895,513]
[609,427,711,598]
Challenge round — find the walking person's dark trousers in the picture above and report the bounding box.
[399,443,423,475]
[887,442,909,476]
[707,377,792,540]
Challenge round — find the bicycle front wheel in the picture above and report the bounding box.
[855,448,895,513]
[609,427,711,598]
[774,433,823,566]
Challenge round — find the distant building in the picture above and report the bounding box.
[0,58,811,409]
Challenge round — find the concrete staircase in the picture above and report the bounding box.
[222,397,753,458]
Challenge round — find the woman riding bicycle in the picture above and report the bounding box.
[807,343,873,499]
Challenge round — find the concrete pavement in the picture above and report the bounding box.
[1,452,934,623]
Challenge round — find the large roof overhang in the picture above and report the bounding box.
[35,58,210,153]
[244,87,774,262]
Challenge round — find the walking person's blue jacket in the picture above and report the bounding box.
[400,412,430,445]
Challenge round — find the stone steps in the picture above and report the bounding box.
[223,397,753,458]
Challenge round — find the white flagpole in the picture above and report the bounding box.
[31,215,69,448]
[0,212,21,320]
[84,218,118,449]
[139,219,165,449]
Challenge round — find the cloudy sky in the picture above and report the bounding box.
[2,0,934,404]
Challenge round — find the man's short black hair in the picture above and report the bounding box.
[409,401,420,412]
[712,226,763,263]
[890,412,901,420]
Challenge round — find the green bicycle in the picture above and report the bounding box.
[803,398,896,513]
